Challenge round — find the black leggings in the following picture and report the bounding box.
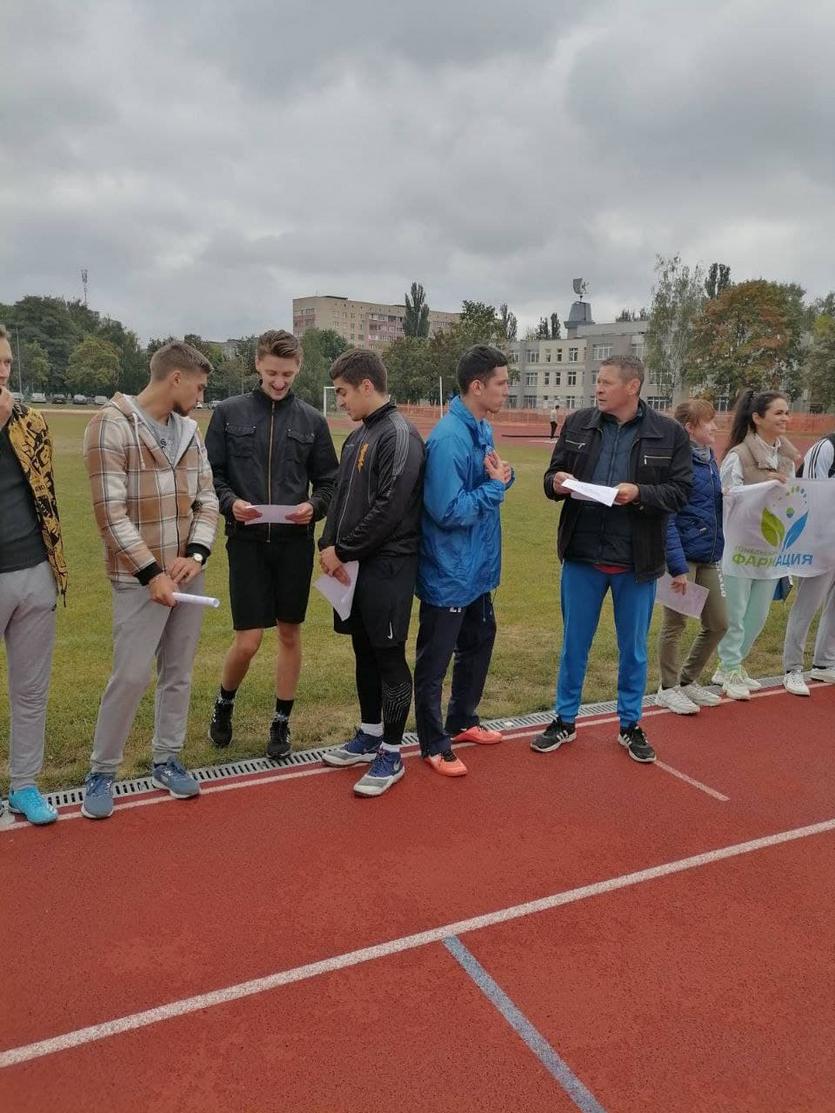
[351,627,413,746]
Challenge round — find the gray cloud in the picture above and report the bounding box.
[1,0,833,341]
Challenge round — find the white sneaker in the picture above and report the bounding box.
[722,670,751,700]
[783,670,810,697]
[681,682,722,707]
[711,668,726,686]
[739,667,762,691]
[809,665,835,684]
[656,686,700,715]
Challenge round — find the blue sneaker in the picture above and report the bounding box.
[82,772,115,820]
[152,759,200,799]
[321,729,381,768]
[8,786,58,826]
[353,748,405,797]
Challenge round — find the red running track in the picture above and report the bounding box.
[1,685,834,1111]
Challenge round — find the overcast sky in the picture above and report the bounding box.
[2,0,832,341]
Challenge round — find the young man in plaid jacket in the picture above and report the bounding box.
[81,341,219,820]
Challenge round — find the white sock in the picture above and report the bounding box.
[361,722,383,737]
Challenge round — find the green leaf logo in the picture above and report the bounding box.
[761,508,784,548]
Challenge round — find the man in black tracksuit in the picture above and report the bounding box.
[318,349,424,797]
[205,330,338,759]
[532,355,692,764]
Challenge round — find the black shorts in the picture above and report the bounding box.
[334,553,418,648]
[227,536,314,630]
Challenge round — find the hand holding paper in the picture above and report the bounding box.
[172,592,221,608]
[563,478,620,507]
[314,561,359,621]
[245,504,300,525]
[655,573,709,618]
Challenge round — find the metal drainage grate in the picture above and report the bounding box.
[42,676,786,809]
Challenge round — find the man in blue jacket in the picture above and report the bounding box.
[414,345,514,777]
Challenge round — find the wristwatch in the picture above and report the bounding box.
[191,552,205,565]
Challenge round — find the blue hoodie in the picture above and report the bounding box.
[416,396,513,607]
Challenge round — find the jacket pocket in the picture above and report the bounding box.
[637,450,672,483]
[226,424,256,457]
[287,427,315,458]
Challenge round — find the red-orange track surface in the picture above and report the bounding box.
[2,685,834,1112]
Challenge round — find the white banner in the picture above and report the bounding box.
[721,479,835,579]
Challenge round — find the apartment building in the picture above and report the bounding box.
[508,318,660,412]
[292,295,459,352]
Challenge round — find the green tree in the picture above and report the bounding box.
[403,282,430,338]
[385,336,436,402]
[2,296,79,388]
[296,328,348,408]
[536,317,550,339]
[20,340,51,391]
[803,314,835,412]
[645,254,705,399]
[550,312,561,339]
[65,336,121,395]
[689,280,795,397]
[498,303,517,341]
[705,263,732,299]
[459,300,502,341]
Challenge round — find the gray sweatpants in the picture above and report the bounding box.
[0,561,58,791]
[782,569,835,673]
[91,574,206,775]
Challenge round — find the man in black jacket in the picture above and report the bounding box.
[318,349,424,797]
[205,330,338,758]
[532,356,692,764]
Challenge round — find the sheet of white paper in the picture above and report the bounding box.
[563,478,620,507]
[245,504,299,524]
[172,592,221,608]
[655,573,709,619]
[313,561,359,621]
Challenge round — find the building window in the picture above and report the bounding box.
[592,344,613,361]
[565,395,576,409]
[545,350,552,363]
[524,395,537,408]
[647,396,671,411]
[526,350,539,364]
[556,349,563,362]
[568,347,579,363]
[554,372,561,386]
[567,369,577,386]
[543,372,550,386]
[508,351,519,364]
[524,371,537,386]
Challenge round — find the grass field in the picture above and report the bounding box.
[0,411,810,791]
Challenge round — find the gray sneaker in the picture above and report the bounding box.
[82,772,115,820]
[152,759,200,799]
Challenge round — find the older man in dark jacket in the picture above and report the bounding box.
[532,356,692,764]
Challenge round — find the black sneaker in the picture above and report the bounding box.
[617,724,656,763]
[530,717,576,753]
[208,698,234,748]
[267,715,292,760]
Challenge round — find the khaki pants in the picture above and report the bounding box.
[658,562,728,688]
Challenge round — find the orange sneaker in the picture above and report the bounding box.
[451,725,503,745]
[425,751,468,777]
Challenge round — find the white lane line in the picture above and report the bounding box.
[655,762,729,801]
[0,685,792,833]
[2,815,834,1069]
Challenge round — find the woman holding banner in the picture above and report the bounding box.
[713,389,796,701]
[656,399,728,714]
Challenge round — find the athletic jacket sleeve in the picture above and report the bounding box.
[635,425,693,516]
[423,433,506,529]
[804,438,835,479]
[307,416,339,522]
[83,414,159,578]
[204,407,238,516]
[334,424,423,562]
[186,431,219,554]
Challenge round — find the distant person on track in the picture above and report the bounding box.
[0,323,67,826]
[319,350,424,797]
[549,403,561,439]
[781,431,835,696]
[656,398,728,715]
[713,389,796,701]
[533,356,692,764]
[413,345,514,777]
[81,341,219,820]
[205,330,338,759]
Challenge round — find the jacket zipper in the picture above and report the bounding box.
[267,401,275,544]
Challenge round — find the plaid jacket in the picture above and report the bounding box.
[6,402,68,596]
[83,393,219,584]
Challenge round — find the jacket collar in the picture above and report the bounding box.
[450,395,492,445]
[363,399,396,426]
[581,400,664,439]
[253,386,294,409]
